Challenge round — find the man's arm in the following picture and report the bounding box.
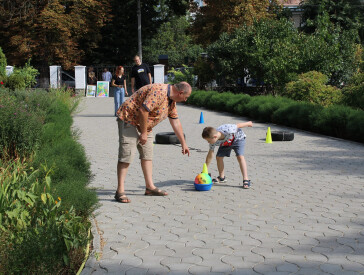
[131,77,135,93]
[236,121,253,128]
[148,73,152,84]
[205,150,214,168]
[138,107,149,145]
[168,117,190,156]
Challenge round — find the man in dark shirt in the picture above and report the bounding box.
[130,55,152,93]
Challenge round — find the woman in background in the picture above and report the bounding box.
[111,66,128,116]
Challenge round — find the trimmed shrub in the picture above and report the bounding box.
[342,73,364,110]
[187,90,364,143]
[272,102,321,131]
[188,90,216,107]
[313,105,356,139]
[244,96,292,122]
[284,71,343,106]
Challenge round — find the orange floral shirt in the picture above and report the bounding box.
[116,84,178,132]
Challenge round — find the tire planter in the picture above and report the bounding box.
[155,132,185,144]
[271,131,294,141]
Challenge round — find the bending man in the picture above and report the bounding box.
[115,82,191,203]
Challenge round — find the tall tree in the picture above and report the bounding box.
[143,16,203,67]
[0,0,110,69]
[93,0,193,66]
[190,0,282,47]
[300,0,364,42]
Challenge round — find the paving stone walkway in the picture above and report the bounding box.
[74,97,364,275]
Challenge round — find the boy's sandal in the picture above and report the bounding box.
[145,187,168,196]
[212,176,227,183]
[114,192,131,203]
[242,180,251,189]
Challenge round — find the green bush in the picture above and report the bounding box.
[313,105,356,139]
[0,159,90,274]
[342,73,364,110]
[167,65,194,85]
[284,71,343,106]
[272,102,321,131]
[188,90,216,107]
[0,47,6,77]
[0,94,44,159]
[0,88,96,273]
[244,96,292,122]
[4,61,38,90]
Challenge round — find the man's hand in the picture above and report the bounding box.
[182,144,190,156]
[139,132,148,145]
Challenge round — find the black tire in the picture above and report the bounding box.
[271,131,294,141]
[155,132,185,144]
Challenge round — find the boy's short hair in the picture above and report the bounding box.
[202,127,217,139]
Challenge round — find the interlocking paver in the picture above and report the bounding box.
[77,98,364,274]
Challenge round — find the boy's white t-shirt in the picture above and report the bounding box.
[209,124,246,151]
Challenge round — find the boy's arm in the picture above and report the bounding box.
[205,150,214,168]
[236,121,253,128]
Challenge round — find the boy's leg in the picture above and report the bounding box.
[216,156,225,178]
[237,155,248,180]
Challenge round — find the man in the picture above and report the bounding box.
[102,68,112,83]
[130,55,152,93]
[114,82,192,203]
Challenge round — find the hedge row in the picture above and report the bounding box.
[187,90,364,143]
[0,89,97,273]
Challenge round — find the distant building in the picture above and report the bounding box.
[279,0,303,28]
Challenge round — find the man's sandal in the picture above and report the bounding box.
[242,180,251,189]
[114,192,131,203]
[145,187,168,196]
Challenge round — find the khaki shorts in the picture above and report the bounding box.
[118,120,153,163]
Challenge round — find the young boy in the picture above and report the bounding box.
[202,121,253,189]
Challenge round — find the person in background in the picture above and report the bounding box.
[87,66,97,85]
[111,66,128,116]
[102,67,112,83]
[130,55,152,94]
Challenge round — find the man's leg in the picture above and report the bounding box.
[117,161,130,194]
[140,159,154,189]
[141,159,168,195]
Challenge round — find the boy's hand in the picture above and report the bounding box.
[247,121,253,127]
